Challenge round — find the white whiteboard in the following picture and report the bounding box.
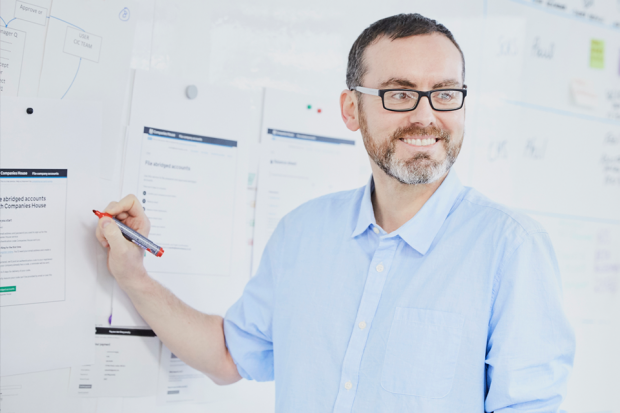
[1,0,619,411]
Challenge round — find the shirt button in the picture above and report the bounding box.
[373,227,380,234]
[344,381,352,390]
[358,321,367,330]
[376,264,384,273]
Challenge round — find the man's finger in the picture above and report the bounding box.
[100,218,128,251]
[104,201,119,214]
[95,224,109,248]
[104,194,144,219]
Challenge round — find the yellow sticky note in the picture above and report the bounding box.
[590,39,604,69]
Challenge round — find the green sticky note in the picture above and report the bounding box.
[590,39,604,69]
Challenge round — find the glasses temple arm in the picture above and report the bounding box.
[352,86,380,96]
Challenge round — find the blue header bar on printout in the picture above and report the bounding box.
[144,127,237,147]
[268,129,355,145]
[0,169,68,178]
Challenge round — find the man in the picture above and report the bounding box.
[96,13,575,412]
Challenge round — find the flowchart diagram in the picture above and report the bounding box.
[0,0,138,179]
[0,0,132,99]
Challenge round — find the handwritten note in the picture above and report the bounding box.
[602,131,620,186]
[523,138,547,159]
[606,88,620,120]
[487,140,509,161]
[593,228,619,294]
[532,36,555,59]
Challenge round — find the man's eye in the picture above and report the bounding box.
[392,92,415,100]
[436,92,454,100]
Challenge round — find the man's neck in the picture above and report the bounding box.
[370,164,448,234]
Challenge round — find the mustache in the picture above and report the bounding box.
[391,125,450,142]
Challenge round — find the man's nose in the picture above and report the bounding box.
[408,95,436,127]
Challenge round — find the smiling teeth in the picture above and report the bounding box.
[403,138,437,146]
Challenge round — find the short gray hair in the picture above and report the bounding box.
[346,13,465,90]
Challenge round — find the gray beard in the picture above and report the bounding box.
[371,139,459,185]
[358,105,462,185]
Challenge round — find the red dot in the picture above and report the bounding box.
[317,109,322,113]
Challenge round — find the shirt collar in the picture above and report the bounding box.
[351,169,464,255]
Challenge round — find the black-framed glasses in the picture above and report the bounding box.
[352,86,467,112]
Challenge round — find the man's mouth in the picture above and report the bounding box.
[399,137,439,147]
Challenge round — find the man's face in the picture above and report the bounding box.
[357,33,465,185]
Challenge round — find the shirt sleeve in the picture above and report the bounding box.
[223,219,286,382]
[485,231,576,412]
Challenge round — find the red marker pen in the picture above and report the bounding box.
[93,210,164,257]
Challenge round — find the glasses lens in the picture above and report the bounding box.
[430,90,464,110]
[383,90,419,110]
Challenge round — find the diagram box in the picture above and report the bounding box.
[14,1,48,26]
[63,26,101,62]
[0,28,26,95]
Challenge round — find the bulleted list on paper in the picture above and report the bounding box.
[132,127,238,277]
[0,169,67,306]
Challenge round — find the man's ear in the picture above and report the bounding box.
[340,89,360,132]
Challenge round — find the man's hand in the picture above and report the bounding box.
[95,194,151,290]
[93,194,242,385]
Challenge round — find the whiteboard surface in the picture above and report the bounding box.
[0,0,618,411]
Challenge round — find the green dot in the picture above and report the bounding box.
[307,104,312,109]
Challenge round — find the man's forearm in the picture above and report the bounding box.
[121,271,242,385]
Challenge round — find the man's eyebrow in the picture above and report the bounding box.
[378,78,463,89]
[432,79,462,89]
[379,78,417,89]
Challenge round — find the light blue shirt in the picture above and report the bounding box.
[224,170,575,412]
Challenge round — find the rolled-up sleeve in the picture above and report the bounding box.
[485,231,576,412]
[223,220,285,382]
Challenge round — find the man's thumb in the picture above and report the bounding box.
[102,220,126,249]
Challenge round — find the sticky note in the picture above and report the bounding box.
[590,39,604,69]
[570,78,597,108]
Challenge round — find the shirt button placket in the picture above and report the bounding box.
[332,238,398,413]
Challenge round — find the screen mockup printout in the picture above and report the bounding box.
[157,344,219,405]
[0,169,68,306]
[68,328,160,398]
[1,97,101,377]
[252,129,362,275]
[131,127,238,277]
